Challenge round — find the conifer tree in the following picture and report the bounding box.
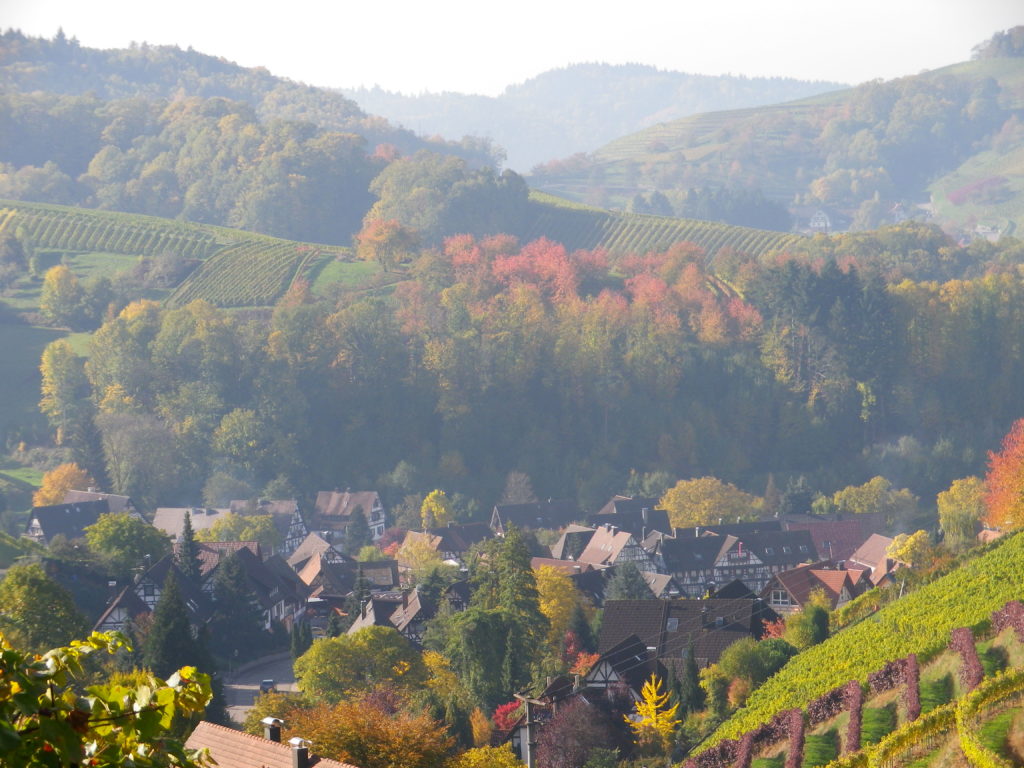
[210,551,264,659]
[344,507,373,556]
[605,561,652,601]
[678,643,705,714]
[177,509,203,583]
[143,571,200,678]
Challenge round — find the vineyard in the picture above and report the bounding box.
[705,530,1024,749]
[0,201,219,259]
[0,201,350,308]
[524,192,804,260]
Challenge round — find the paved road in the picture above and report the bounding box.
[224,653,298,725]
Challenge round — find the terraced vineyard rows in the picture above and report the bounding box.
[167,242,328,308]
[524,194,803,260]
[0,201,219,259]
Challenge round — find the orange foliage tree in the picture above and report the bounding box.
[32,462,94,506]
[984,418,1024,530]
[283,692,452,768]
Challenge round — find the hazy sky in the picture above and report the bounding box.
[4,0,1021,96]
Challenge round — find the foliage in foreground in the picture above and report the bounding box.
[0,630,212,767]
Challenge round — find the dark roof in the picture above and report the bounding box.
[659,534,731,573]
[710,580,759,599]
[491,499,580,532]
[782,515,885,561]
[63,490,134,514]
[728,529,819,567]
[550,525,596,560]
[409,522,493,555]
[26,500,109,543]
[587,505,672,539]
[674,519,783,537]
[598,598,778,669]
[174,540,261,579]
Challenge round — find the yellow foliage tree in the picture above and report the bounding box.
[33,462,94,507]
[887,529,933,567]
[625,674,681,753]
[535,565,581,649]
[447,744,521,768]
[468,707,493,748]
[420,489,453,529]
[658,476,758,528]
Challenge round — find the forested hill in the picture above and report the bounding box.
[0,30,499,165]
[530,28,1024,237]
[342,63,847,171]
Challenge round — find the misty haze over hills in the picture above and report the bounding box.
[342,63,848,171]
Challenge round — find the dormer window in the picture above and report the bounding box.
[764,547,774,555]
[666,618,679,631]
[782,546,792,554]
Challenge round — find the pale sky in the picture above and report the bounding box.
[2,0,1021,96]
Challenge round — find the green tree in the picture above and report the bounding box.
[0,563,88,653]
[937,476,986,552]
[143,572,203,679]
[195,512,283,552]
[293,626,426,703]
[39,338,89,446]
[177,509,203,583]
[0,631,213,768]
[344,507,373,556]
[85,512,172,579]
[209,551,265,660]
[605,561,652,601]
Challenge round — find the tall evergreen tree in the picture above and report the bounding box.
[209,551,264,660]
[343,507,373,556]
[568,602,597,653]
[143,571,200,678]
[678,643,705,714]
[177,509,202,583]
[605,561,652,601]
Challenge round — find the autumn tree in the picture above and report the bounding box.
[282,691,452,768]
[984,418,1024,530]
[420,489,454,529]
[356,218,419,271]
[39,263,85,328]
[536,697,620,768]
[535,565,582,650]
[887,529,934,567]
[658,476,759,528]
[831,476,918,526]
[449,744,521,768]
[0,563,88,653]
[32,461,94,506]
[626,674,681,754]
[937,476,986,551]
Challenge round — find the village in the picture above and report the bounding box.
[15,481,922,767]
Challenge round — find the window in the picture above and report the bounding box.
[782,546,792,554]
[770,590,791,605]
[142,583,155,598]
[764,547,774,555]
[799,545,808,553]
[666,618,679,632]
[715,616,725,628]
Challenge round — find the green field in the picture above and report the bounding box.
[0,322,65,437]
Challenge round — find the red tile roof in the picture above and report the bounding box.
[185,721,360,768]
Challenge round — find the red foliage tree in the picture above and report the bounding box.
[984,418,1024,529]
[492,700,524,731]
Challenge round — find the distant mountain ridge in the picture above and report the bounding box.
[528,34,1024,238]
[342,63,847,171]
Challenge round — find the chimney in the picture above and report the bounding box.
[695,526,700,538]
[289,737,311,768]
[641,507,649,524]
[261,717,284,743]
